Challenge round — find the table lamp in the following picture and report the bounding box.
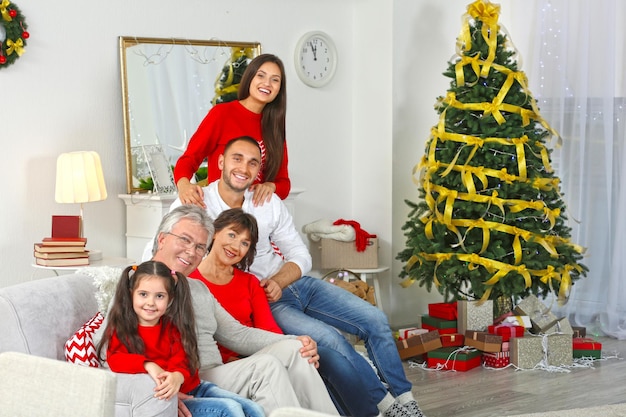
[55,151,108,243]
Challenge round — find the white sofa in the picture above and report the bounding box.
[0,272,177,417]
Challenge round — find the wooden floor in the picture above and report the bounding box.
[401,336,625,416]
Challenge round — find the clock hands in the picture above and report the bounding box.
[309,41,318,61]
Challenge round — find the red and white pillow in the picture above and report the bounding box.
[64,312,104,367]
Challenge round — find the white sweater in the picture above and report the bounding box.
[170,180,313,280]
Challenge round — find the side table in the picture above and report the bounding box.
[31,256,136,278]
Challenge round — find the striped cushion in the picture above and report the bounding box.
[64,312,104,367]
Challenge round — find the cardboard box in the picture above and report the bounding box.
[457,300,493,334]
[396,330,442,360]
[465,331,503,353]
[320,238,378,269]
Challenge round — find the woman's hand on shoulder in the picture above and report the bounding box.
[296,335,320,368]
[249,182,276,207]
[177,178,206,208]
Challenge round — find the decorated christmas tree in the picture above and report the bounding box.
[396,0,587,305]
[211,46,256,105]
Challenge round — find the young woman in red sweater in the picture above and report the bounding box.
[97,261,264,417]
[174,54,291,207]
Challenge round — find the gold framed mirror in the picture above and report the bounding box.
[119,36,262,193]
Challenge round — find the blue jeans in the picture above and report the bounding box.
[317,345,381,417]
[185,381,265,417]
[271,277,413,410]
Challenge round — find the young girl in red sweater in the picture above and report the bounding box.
[97,261,264,417]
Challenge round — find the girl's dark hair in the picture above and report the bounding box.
[96,261,200,372]
[238,53,286,182]
[209,208,259,271]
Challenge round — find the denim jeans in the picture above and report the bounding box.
[317,345,382,417]
[271,276,413,410]
[185,381,265,417]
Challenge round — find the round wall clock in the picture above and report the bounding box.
[294,31,338,88]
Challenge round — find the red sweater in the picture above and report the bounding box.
[106,321,200,394]
[189,268,283,362]
[174,100,291,199]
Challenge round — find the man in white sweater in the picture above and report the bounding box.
[151,205,338,416]
[170,137,426,417]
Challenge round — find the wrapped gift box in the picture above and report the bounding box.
[573,349,602,359]
[546,333,572,366]
[396,330,442,360]
[421,314,458,335]
[483,351,510,368]
[397,327,428,340]
[514,295,559,334]
[545,317,574,336]
[573,337,602,351]
[428,302,458,320]
[440,333,465,347]
[501,341,510,352]
[427,347,481,371]
[457,300,493,334]
[465,331,502,353]
[488,324,525,342]
[572,326,586,338]
[501,315,532,328]
[510,336,544,369]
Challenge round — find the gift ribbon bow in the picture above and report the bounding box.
[6,38,24,56]
[1,0,12,22]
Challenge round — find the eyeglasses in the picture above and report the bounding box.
[166,232,208,256]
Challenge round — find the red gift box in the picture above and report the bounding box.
[573,337,602,350]
[482,351,510,368]
[440,333,465,347]
[428,302,458,320]
[488,324,525,342]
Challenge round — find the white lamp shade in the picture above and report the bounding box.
[55,151,108,204]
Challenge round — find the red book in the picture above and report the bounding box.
[41,237,87,246]
[51,215,82,238]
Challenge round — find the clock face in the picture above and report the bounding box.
[295,31,337,88]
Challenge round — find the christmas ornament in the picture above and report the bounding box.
[396,0,587,305]
[0,0,28,69]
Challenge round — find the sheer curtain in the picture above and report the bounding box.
[525,0,626,338]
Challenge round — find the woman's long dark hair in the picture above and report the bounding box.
[238,53,286,182]
[96,261,200,372]
[209,208,259,271]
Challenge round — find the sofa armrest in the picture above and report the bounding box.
[0,351,116,416]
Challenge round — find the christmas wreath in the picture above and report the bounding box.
[0,0,29,68]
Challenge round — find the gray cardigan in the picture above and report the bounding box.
[188,278,294,372]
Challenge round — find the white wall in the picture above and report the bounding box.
[1,0,543,327]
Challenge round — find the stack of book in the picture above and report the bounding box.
[34,237,89,267]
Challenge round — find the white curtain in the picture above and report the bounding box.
[526,0,626,338]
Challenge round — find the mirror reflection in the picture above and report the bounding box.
[119,36,261,193]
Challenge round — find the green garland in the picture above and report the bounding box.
[0,0,28,68]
